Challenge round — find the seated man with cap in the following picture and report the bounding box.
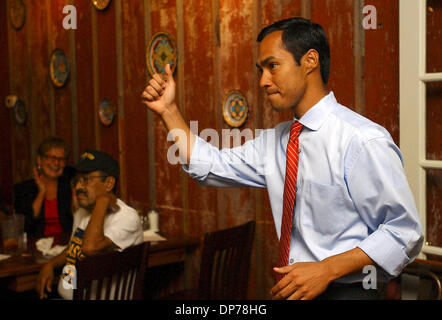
[36,150,144,300]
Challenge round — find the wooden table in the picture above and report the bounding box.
[0,235,199,293]
[148,236,199,267]
[0,252,47,292]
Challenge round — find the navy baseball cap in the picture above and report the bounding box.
[74,150,119,178]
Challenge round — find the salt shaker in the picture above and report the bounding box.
[148,209,159,233]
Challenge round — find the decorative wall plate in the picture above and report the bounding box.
[13,99,26,125]
[146,31,177,77]
[99,98,115,126]
[49,49,69,87]
[9,0,26,30]
[92,0,112,10]
[222,90,249,128]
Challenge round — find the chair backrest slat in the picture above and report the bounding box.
[95,278,104,300]
[74,242,150,300]
[198,220,255,300]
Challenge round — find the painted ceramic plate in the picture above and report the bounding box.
[49,49,69,87]
[9,0,26,30]
[223,90,249,128]
[99,98,115,126]
[146,31,177,76]
[14,99,26,125]
[92,0,112,10]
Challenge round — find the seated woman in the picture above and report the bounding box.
[14,136,74,239]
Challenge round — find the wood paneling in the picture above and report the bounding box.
[426,0,442,73]
[426,169,442,262]
[50,0,73,154]
[73,0,95,158]
[364,0,400,145]
[311,0,356,110]
[150,0,184,237]
[218,0,257,229]
[0,0,13,205]
[95,0,119,161]
[426,82,442,160]
[9,0,31,183]
[425,0,442,161]
[183,0,217,237]
[28,0,51,153]
[120,0,150,204]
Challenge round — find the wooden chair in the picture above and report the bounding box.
[401,267,442,300]
[73,242,150,300]
[384,268,442,300]
[165,220,255,300]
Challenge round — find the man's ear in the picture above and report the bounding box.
[302,49,320,75]
[104,176,116,193]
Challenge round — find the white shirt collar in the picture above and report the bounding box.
[295,91,337,131]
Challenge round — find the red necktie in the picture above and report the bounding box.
[276,121,303,282]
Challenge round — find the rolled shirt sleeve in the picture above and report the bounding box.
[346,136,424,277]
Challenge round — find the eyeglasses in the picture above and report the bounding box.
[74,174,108,186]
[43,155,67,163]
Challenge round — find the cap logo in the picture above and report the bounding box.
[81,152,95,160]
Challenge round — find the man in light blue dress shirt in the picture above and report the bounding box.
[141,17,423,300]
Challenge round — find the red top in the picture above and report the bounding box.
[43,198,63,237]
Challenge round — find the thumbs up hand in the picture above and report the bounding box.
[141,63,176,116]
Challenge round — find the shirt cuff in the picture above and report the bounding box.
[357,228,410,277]
[182,135,212,181]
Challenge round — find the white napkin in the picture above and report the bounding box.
[143,230,166,242]
[36,237,67,257]
[0,254,11,261]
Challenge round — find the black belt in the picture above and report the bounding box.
[316,282,380,300]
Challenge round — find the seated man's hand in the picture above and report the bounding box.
[271,261,332,300]
[95,193,119,214]
[36,263,55,299]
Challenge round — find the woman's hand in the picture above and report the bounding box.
[32,166,47,218]
[33,166,46,195]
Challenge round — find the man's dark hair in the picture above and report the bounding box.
[257,17,330,84]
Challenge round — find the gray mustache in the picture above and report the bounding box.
[76,190,87,196]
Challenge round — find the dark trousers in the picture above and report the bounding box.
[316,282,380,300]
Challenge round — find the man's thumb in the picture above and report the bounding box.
[273,266,288,274]
[164,63,174,81]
